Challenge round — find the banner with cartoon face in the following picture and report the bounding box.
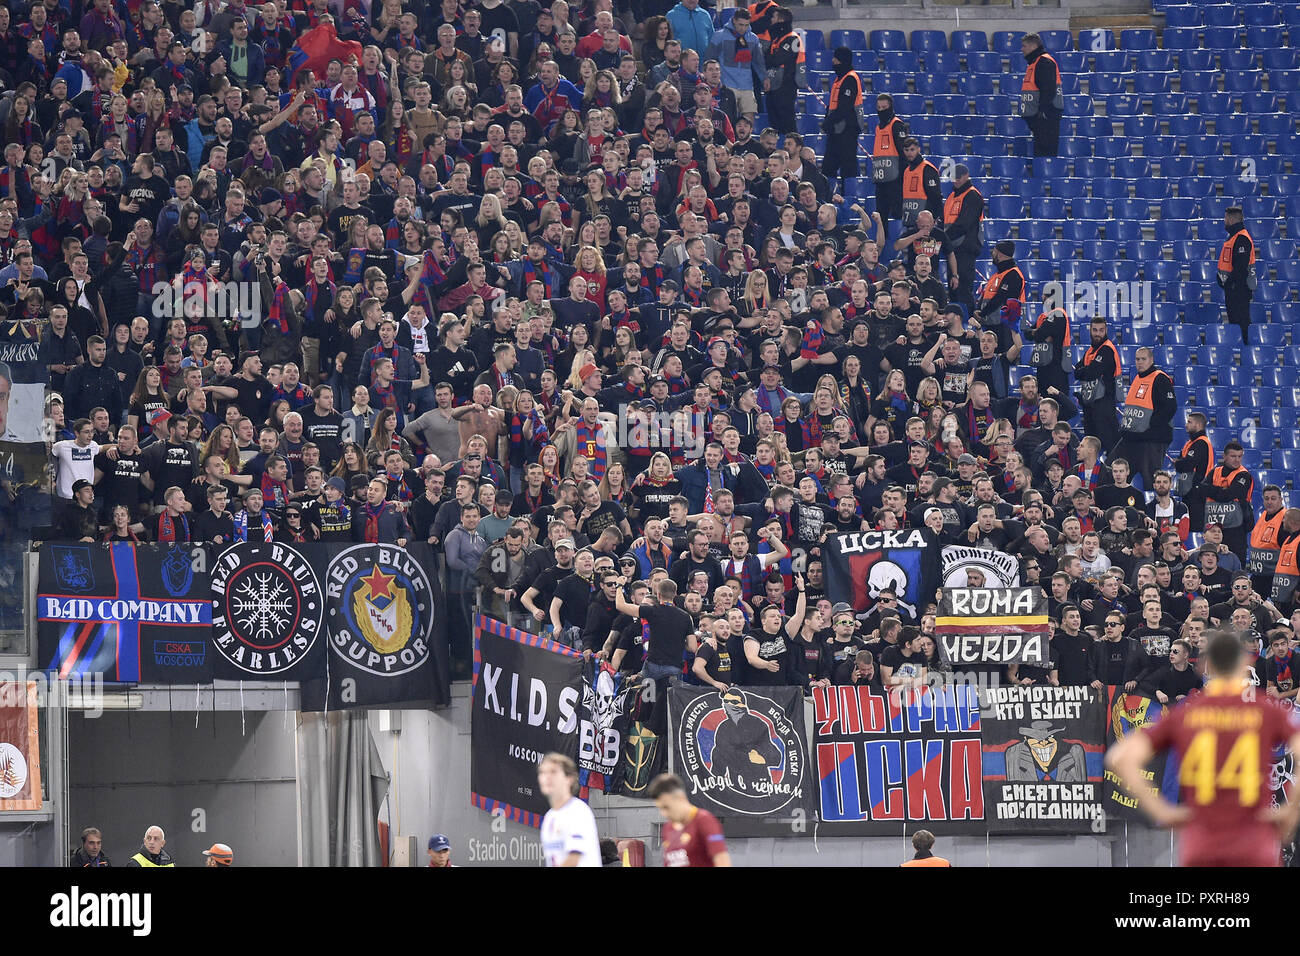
[669,685,812,819]
[980,685,1108,833]
[1101,688,1182,819]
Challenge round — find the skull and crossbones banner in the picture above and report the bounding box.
[821,529,940,622]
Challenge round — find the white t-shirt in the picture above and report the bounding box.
[52,440,101,499]
[540,797,600,867]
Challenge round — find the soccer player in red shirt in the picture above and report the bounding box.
[649,773,732,868]
[1107,630,1300,867]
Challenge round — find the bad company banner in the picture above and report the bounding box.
[38,543,448,705]
[813,683,985,834]
[470,615,583,827]
[935,588,1050,666]
[822,529,940,619]
[0,681,41,812]
[38,543,213,683]
[1102,688,1181,819]
[669,685,812,818]
[979,685,1107,832]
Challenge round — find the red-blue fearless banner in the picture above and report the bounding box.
[813,683,986,834]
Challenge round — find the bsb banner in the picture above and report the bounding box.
[669,685,812,819]
[470,615,583,827]
[578,662,639,795]
[822,529,939,620]
[813,684,985,834]
[979,685,1107,833]
[1102,688,1181,819]
[935,588,1050,666]
[38,544,449,705]
[0,681,42,812]
[38,543,213,683]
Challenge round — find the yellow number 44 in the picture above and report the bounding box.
[1180,730,1261,807]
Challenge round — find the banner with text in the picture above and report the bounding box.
[979,685,1107,833]
[936,588,1050,666]
[470,615,583,827]
[669,685,812,819]
[813,683,986,834]
[1102,688,1181,819]
[822,529,940,620]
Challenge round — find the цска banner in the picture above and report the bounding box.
[980,685,1107,833]
[822,529,940,619]
[814,683,985,834]
[470,615,583,827]
[936,587,1050,666]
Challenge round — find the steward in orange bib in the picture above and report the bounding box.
[871,92,909,237]
[764,7,801,136]
[899,137,942,231]
[1111,346,1176,490]
[1247,484,1288,590]
[1270,510,1300,608]
[747,0,780,41]
[943,163,984,313]
[975,239,1025,352]
[1019,33,1063,158]
[1073,316,1121,457]
[1172,409,1214,501]
[822,47,863,194]
[901,830,951,867]
[1027,299,1071,399]
[1188,440,1255,562]
[1217,206,1257,340]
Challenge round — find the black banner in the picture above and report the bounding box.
[38,543,450,705]
[669,685,812,818]
[577,661,637,794]
[470,615,582,827]
[300,543,449,710]
[813,683,986,834]
[979,685,1107,833]
[1102,688,1181,819]
[822,529,939,620]
[38,543,214,683]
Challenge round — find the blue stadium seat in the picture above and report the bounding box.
[1104,261,1141,283]
[881,51,920,72]
[1244,6,1279,27]
[1030,197,1067,219]
[1259,113,1294,138]
[1063,220,1100,242]
[926,51,961,74]
[1122,29,1158,50]
[1257,280,1291,304]
[1270,71,1300,94]
[950,31,988,55]
[867,29,904,51]
[1128,325,1160,346]
[1142,136,1178,158]
[850,50,876,72]
[831,29,868,49]
[1224,71,1263,93]
[966,50,1004,74]
[1149,260,1183,282]
[802,30,827,52]
[1197,386,1236,408]
[1198,91,1235,115]
[931,93,969,114]
[1181,50,1217,73]
[1095,51,1131,72]
[1245,26,1285,48]
[988,196,1025,219]
[1020,220,1054,242]
[1162,27,1200,50]
[1223,50,1258,72]
[1160,157,1198,178]
[1206,325,1243,348]
[1247,395,1277,418]
[1079,28,1115,52]
[1137,50,1174,73]
[1220,406,1257,428]
[911,30,947,53]
[1277,260,1300,284]
[1276,449,1300,471]
[1113,198,1150,220]
[1092,177,1126,200]
[1240,91,1277,114]
[1180,71,1217,94]
[1114,156,1152,179]
[1088,72,1123,96]
[1152,92,1187,114]
[1281,389,1300,409]
[1168,115,1206,138]
[1165,325,1201,347]
[959,74,995,96]
[1063,260,1097,282]
[1108,220,1145,242]
[1163,7,1200,29]
[1181,365,1214,387]
[1203,27,1241,49]
[991,31,1025,55]
[1073,157,1110,179]
[1023,260,1055,283]
[1261,49,1299,70]
[1187,304,1223,326]
[1082,239,1118,261]
[1202,5,1239,27]
[1154,220,1190,243]
[1058,137,1091,157]
[1135,178,1170,200]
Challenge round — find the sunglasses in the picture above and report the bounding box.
[1106,621,1123,627]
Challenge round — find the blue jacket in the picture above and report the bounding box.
[706,25,766,93]
[217,40,267,87]
[667,2,716,58]
[184,118,214,175]
[674,460,739,515]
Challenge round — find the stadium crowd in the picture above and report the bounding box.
[15,0,1298,689]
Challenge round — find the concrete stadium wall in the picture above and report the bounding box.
[374,682,1178,867]
[67,710,298,868]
